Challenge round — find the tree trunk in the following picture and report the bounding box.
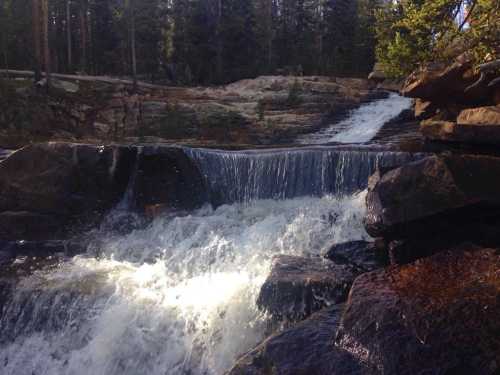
[127,0,137,91]
[41,0,51,88]
[0,0,9,78]
[215,0,223,82]
[79,0,87,72]
[66,0,72,72]
[32,0,42,82]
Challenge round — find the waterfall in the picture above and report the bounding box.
[0,194,369,375]
[298,93,413,144]
[185,146,424,205]
[0,119,428,375]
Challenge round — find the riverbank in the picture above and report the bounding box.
[0,73,388,149]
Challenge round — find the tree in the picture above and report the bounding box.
[125,0,137,90]
[32,0,42,82]
[41,0,51,88]
[375,0,499,78]
[66,0,72,72]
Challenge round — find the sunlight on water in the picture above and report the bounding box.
[0,193,369,375]
[298,93,413,144]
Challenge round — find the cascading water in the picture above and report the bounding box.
[0,193,369,375]
[0,96,424,374]
[298,93,413,145]
[185,146,423,205]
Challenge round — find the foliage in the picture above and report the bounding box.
[375,0,500,78]
[1,0,383,85]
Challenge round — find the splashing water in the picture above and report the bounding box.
[0,193,369,375]
[298,93,413,145]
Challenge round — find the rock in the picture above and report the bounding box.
[133,146,207,212]
[368,63,386,82]
[256,255,358,322]
[0,212,63,241]
[365,154,500,240]
[324,240,384,272]
[51,79,80,93]
[414,99,436,120]
[335,247,500,375]
[457,106,500,126]
[0,240,85,263]
[228,304,374,375]
[420,119,457,141]
[401,56,489,105]
[493,87,500,105]
[0,143,136,239]
[421,107,500,144]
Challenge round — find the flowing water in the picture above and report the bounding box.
[0,194,369,375]
[298,93,413,145]
[0,96,420,375]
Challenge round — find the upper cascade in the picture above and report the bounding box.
[298,93,413,145]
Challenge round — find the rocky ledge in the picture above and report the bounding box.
[0,75,381,148]
[401,54,500,145]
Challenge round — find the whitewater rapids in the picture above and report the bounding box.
[0,193,369,375]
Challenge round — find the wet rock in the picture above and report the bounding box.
[0,240,86,263]
[365,154,500,240]
[335,247,500,375]
[0,143,136,239]
[0,211,63,241]
[133,146,207,212]
[324,241,383,272]
[257,255,358,322]
[228,304,374,375]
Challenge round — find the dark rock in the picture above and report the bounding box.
[257,255,358,322]
[0,143,208,242]
[0,143,136,237]
[335,247,500,375]
[228,304,374,375]
[0,211,63,241]
[133,146,207,212]
[0,240,86,264]
[365,154,500,240]
[324,240,384,272]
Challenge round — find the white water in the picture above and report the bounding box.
[298,93,413,144]
[0,193,369,375]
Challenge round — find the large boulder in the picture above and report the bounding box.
[335,247,500,375]
[401,56,488,104]
[0,143,208,242]
[228,304,374,375]
[324,240,384,272]
[0,143,136,239]
[257,255,358,322]
[365,154,500,239]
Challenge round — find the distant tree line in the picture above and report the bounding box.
[0,0,386,86]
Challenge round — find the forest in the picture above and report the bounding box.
[0,0,382,86]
